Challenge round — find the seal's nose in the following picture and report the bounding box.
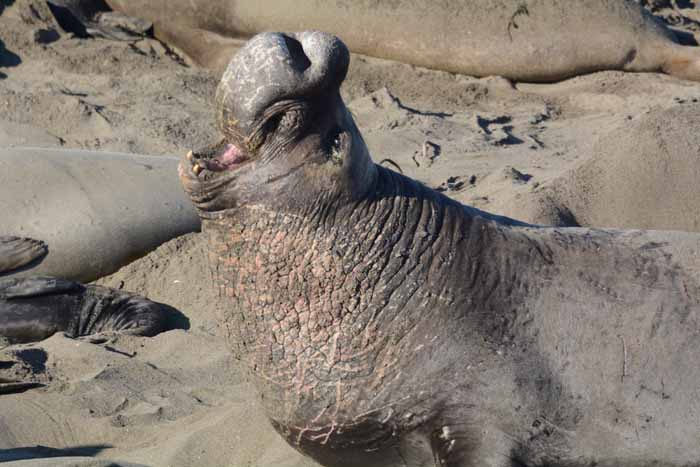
[216,31,350,136]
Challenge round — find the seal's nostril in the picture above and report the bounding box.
[283,36,311,73]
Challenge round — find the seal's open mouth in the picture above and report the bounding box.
[185,139,250,180]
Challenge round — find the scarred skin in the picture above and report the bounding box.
[180,32,700,466]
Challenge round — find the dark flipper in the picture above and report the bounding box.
[75,284,175,338]
[0,276,189,398]
[0,276,79,298]
[0,380,44,395]
[0,277,186,344]
[0,237,48,274]
[47,0,153,41]
[0,278,187,394]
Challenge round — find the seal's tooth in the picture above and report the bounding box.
[186,150,194,161]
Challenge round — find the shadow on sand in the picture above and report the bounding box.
[0,444,112,462]
[0,0,13,15]
[0,1,20,79]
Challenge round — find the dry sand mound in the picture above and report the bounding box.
[527,105,700,231]
[0,331,316,465]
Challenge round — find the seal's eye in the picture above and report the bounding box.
[266,109,304,136]
[279,110,304,132]
[260,110,305,149]
[257,102,311,144]
[263,113,283,135]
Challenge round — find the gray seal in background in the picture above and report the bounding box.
[107,0,700,81]
[0,148,200,282]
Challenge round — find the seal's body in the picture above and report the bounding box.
[0,148,200,282]
[0,276,169,344]
[180,32,700,466]
[108,0,700,81]
[0,237,176,394]
[0,237,175,347]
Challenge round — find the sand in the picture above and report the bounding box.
[2,0,700,465]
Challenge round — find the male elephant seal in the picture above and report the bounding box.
[180,32,700,467]
[107,0,700,82]
[0,148,200,282]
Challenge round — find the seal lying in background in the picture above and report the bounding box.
[0,236,178,394]
[0,236,176,343]
[107,0,700,81]
[0,237,171,344]
[0,273,170,345]
[0,148,200,282]
[181,32,700,467]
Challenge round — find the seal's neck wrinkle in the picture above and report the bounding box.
[202,167,487,431]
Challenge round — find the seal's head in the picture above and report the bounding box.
[180,31,376,217]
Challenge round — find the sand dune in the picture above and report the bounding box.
[527,104,700,231]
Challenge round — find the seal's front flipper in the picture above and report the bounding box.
[0,278,82,344]
[0,236,48,274]
[0,276,80,299]
[78,285,174,338]
[0,278,182,344]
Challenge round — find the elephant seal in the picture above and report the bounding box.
[0,148,200,282]
[0,236,184,394]
[0,237,47,274]
[180,32,700,466]
[0,275,171,345]
[107,0,700,82]
[46,0,153,41]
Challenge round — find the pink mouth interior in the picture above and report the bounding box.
[219,144,243,165]
[202,143,247,172]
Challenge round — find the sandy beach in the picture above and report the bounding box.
[2,0,700,465]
